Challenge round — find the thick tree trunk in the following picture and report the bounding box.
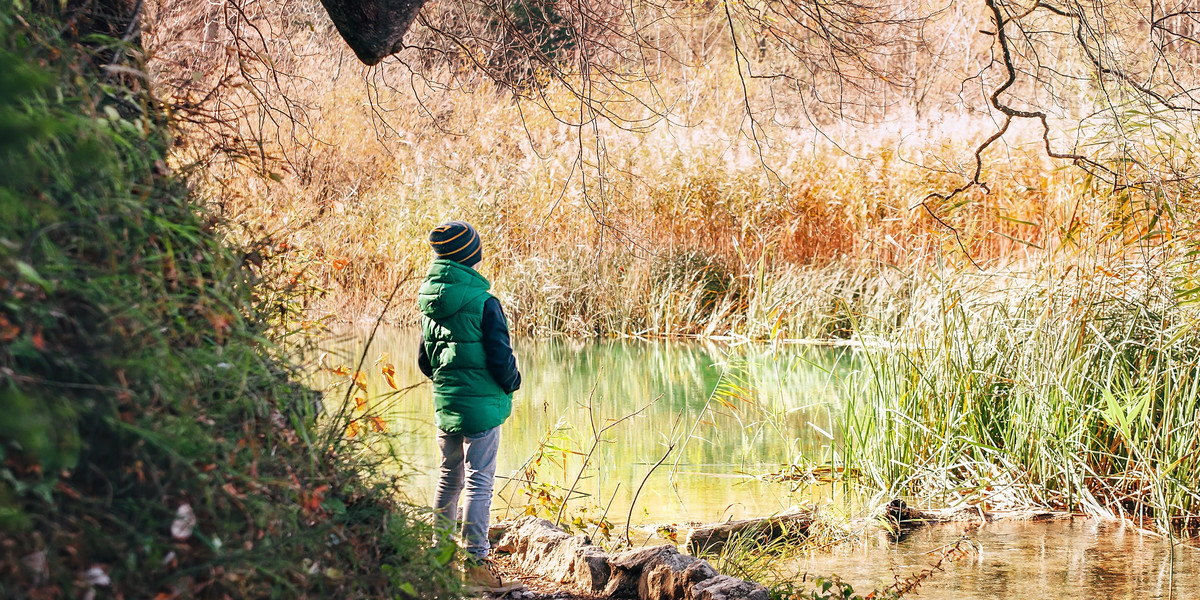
[317,0,430,65]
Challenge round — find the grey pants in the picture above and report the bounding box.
[435,426,500,559]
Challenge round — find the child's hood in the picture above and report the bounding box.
[417,259,492,320]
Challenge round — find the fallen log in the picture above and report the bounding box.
[491,505,1078,563]
[899,506,1077,524]
[683,510,813,555]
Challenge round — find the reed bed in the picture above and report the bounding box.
[835,258,1200,536]
[145,0,1116,337]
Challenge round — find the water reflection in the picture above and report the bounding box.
[793,520,1200,599]
[316,326,852,524]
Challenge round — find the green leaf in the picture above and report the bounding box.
[321,497,347,515]
[435,542,455,565]
[13,260,53,292]
[1102,388,1129,437]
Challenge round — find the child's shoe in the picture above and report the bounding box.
[463,558,523,594]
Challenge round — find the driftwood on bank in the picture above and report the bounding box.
[490,505,1078,557]
[675,504,1077,554]
[895,506,1077,524]
[683,511,813,555]
[487,505,1079,597]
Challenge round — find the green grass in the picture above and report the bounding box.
[0,4,457,597]
[833,266,1200,536]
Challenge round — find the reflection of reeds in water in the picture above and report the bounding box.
[313,328,862,525]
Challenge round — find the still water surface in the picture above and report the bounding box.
[320,326,850,524]
[319,326,1200,598]
[796,520,1200,599]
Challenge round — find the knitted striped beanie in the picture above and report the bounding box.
[428,221,482,266]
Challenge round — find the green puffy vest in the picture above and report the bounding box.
[418,259,513,435]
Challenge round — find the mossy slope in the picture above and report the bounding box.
[0,3,455,597]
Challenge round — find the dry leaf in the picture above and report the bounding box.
[382,363,398,390]
[0,315,19,343]
[369,416,387,432]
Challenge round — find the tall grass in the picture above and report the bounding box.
[143,0,1127,337]
[836,261,1200,535]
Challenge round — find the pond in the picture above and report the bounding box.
[316,326,1200,597]
[317,326,851,525]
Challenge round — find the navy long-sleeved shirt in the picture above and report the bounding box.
[417,297,521,394]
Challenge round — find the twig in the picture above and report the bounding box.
[555,393,660,526]
[625,406,687,546]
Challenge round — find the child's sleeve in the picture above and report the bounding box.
[480,297,521,394]
[417,340,433,378]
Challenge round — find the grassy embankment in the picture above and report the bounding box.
[0,3,457,597]
[154,0,1200,540]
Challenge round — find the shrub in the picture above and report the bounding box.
[0,4,457,597]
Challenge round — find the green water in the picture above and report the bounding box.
[317,326,852,525]
[318,326,1200,598]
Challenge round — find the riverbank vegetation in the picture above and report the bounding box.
[143,0,1200,560]
[157,0,1200,536]
[0,4,456,597]
[840,266,1200,536]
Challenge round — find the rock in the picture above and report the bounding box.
[490,522,511,546]
[603,545,680,597]
[642,559,719,600]
[497,516,611,592]
[604,544,721,600]
[691,575,770,600]
[498,516,766,600]
[546,535,610,590]
[571,544,612,591]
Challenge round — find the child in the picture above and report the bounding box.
[416,221,522,593]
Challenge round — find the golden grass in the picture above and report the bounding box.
[145,0,1191,338]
